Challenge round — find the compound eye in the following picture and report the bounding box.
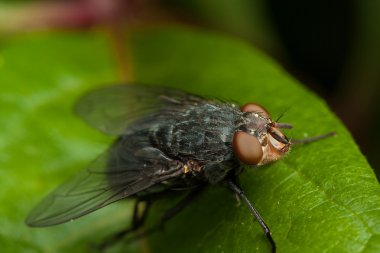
[241,103,270,118]
[233,131,263,165]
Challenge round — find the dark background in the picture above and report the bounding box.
[1,0,379,175]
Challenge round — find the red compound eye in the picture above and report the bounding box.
[241,103,270,118]
[233,131,263,165]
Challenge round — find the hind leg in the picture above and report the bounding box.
[132,188,203,239]
[97,200,151,251]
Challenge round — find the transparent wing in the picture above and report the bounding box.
[75,84,206,135]
[26,137,178,227]
[26,85,207,226]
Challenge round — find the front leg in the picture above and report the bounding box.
[224,180,276,253]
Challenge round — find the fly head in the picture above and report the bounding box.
[233,103,291,166]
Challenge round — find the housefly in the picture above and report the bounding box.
[26,84,334,253]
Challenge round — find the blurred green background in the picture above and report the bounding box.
[1,1,380,253]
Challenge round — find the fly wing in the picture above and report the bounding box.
[27,85,207,226]
[26,137,179,227]
[75,84,206,135]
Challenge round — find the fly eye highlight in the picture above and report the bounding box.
[233,131,263,165]
[241,103,270,118]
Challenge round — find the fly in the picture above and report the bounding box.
[26,84,335,253]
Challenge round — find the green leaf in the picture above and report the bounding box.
[1,26,379,253]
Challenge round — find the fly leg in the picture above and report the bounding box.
[272,123,335,145]
[97,200,151,251]
[225,180,276,253]
[159,188,203,228]
[291,132,336,145]
[133,188,203,239]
